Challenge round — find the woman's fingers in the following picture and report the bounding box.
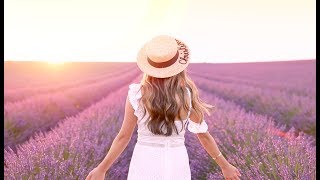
[224,169,241,180]
[228,174,240,180]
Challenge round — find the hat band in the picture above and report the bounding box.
[147,51,179,68]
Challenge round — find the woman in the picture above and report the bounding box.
[85,35,241,180]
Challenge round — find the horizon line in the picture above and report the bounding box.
[4,58,316,64]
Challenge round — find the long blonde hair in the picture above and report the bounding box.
[138,69,215,136]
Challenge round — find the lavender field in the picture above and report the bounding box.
[4,60,316,179]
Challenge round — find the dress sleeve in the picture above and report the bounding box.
[187,119,208,133]
[128,83,142,117]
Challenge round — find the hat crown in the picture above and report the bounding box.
[145,35,178,63]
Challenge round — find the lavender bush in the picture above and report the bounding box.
[195,88,316,179]
[188,60,315,94]
[4,75,144,179]
[4,66,135,104]
[190,74,316,138]
[4,68,140,149]
[189,71,315,99]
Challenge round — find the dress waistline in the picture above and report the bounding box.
[136,140,185,148]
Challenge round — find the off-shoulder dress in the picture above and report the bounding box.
[127,83,208,180]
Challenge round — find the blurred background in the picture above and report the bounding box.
[4,0,315,63]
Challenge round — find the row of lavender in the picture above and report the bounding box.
[4,78,316,179]
[4,61,131,90]
[4,75,143,179]
[4,68,141,149]
[195,87,316,179]
[188,72,316,138]
[182,83,316,179]
[4,65,135,104]
[188,60,316,95]
[189,71,315,99]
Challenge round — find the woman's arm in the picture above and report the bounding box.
[96,95,138,173]
[196,132,230,168]
[96,134,131,172]
[189,109,241,179]
[197,132,241,179]
[189,109,229,168]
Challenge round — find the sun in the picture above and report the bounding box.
[46,60,66,65]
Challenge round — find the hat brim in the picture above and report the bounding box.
[136,38,190,78]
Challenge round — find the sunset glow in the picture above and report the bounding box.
[4,0,316,63]
[46,60,66,65]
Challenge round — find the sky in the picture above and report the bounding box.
[4,0,316,63]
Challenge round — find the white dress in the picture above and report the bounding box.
[127,83,209,180]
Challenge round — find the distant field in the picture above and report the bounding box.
[4,60,316,179]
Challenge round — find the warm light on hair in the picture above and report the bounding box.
[138,69,216,136]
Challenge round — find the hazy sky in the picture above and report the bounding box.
[4,0,316,63]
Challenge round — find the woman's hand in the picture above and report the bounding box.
[221,163,241,180]
[85,166,106,180]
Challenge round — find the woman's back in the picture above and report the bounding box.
[127,83,193,180]
[128,83,191,145]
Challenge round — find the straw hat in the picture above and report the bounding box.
[136,35,190,78]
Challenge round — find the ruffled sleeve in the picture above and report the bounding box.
[187,119,208,133]
[128,83,142,117]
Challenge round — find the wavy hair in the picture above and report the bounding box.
[137,69,216,136]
